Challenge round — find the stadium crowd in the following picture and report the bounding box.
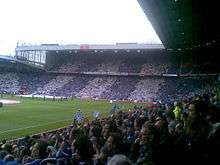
[0,71,219,103]
[0,51,219,164]
[0,93,220,165]
[49,53,174,75]
[0,73,19,94]
[53,60,170,75]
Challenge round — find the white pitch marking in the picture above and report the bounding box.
[0,119,72,134]
[0,99,21,105]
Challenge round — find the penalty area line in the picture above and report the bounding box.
[0,119,72,134]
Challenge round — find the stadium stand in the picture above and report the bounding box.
[1,44,219,165]
[100,76,139,100]
[128,77,164,102]
[0,70,219,104]
[0,0,220,164]
[75,76,117,99]
[34,75,73,96]
[0,73,19,94]
[54,75,94,98]
[46,52,176,75]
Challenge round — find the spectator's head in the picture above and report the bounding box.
[188,100,208,117]
[56,158,69,165]
[175,123,184,133]
[0,151,7,159]
[89,125,101,138]
[168,121,176,134]
[3,154,14,163]
[155,118,167,131]
[140,122,156,145]
[18,147,31,162]
[107,154,132,165]
[107,133,123,152]
[22,155,33,164]
[1,143,12,154]
[174,101,181,107]
[73,135,94,161]
[102,124,111,139]
[31,140,48,159]
[134,118,145,131]
[69,127,81,142]
[186,110,210,141]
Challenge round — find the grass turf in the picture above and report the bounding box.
[0,96,143,141]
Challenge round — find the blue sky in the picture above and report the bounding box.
[0,0,161,55]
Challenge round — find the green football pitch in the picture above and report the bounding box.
[0,96,143,141]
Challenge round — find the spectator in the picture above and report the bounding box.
[107,154,132,165]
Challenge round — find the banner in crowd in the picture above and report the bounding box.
[73,111,84,123]
[92,111,100,118]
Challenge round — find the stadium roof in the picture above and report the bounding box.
[16,43,164,51]
[138,0,220,50]
[0,55,15,62]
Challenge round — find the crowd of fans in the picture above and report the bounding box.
[158,77,219,104]
[0,73,53,95]
[0,93,220,165]
[128,78,164,102]
[100,77,139,100]
[53,61,171,75]
[55,75,94,98]
[0,53,220,164]
[0,71,219,103]
[0,73,20,94]
[18,74,53,95]
[75,77,117,99]
[140,64,168,76]
[34,76,73,96]
[49,53,175,75]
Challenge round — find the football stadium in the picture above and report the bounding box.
[0,0,220,164]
